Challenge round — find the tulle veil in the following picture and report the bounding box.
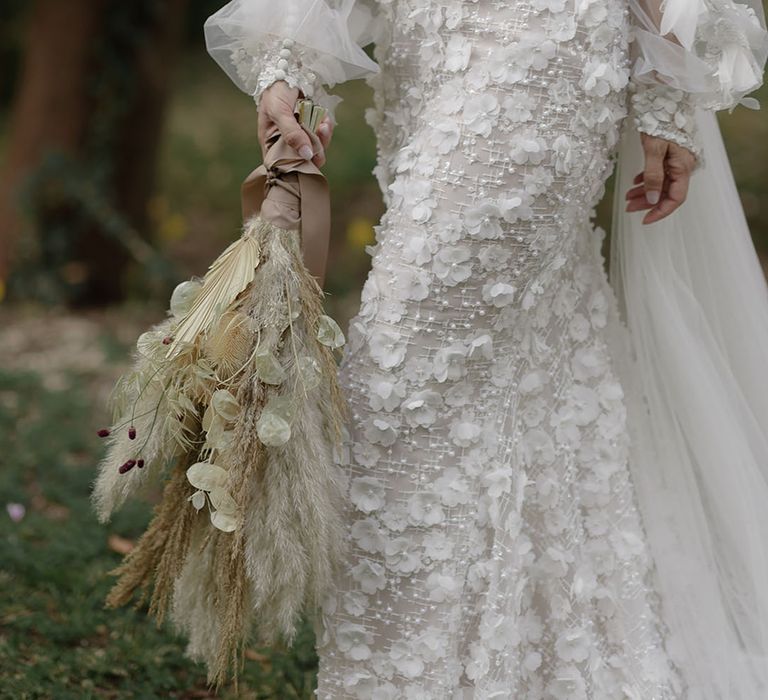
[608,110,768,698]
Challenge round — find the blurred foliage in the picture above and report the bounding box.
[0,0,26,108]
[0,362,320,699]
[0,0,221,109]
[13,153,174,306]
[6,1,180,306]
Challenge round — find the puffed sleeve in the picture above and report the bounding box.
[204,0,380,114]
[626,0,768,163]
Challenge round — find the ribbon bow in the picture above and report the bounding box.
[241,127,331,285]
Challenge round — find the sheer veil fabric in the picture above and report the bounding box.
[608,5,768,693]
[204,0,768,696]
[609,110,768,698]
[627,0,768,110]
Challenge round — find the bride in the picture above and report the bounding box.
[204,0,768,697]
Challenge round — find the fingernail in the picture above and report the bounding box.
[646,190,660,205]
[299,145,313,160]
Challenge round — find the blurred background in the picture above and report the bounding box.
[0,1,766,697]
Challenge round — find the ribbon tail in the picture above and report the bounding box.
[297,169,331,286]
[241,164,269,221]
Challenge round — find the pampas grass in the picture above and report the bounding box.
[94,214,350,688]
[105,452,198,619]
[92,319,187,522]
[241,317,347,646]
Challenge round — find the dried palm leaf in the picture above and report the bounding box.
[166,231,261,359]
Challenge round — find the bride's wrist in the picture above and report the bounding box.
[630,82,705,171]
[253,37,319,111]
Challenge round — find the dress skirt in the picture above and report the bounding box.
[313,0,689,696]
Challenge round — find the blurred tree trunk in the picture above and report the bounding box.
[0,0,188,305]
[0,0,100,293]
[80,0,188,305]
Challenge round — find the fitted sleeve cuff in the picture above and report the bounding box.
[629,81,706,171]
[205,0,379,118]
[248,35,328,111]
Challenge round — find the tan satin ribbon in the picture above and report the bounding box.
[241,133,331,286]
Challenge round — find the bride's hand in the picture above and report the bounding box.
[257,81,334,168]
[624,133,697,225]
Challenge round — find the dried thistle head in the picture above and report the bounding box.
[204,311,253,380]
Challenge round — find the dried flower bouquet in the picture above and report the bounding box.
[91,102,350,688]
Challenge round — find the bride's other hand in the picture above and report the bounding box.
[624,134,697,225]
[257,81,334,168]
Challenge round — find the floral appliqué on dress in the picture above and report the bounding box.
[300,0,697,697]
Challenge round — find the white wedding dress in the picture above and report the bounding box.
[204,0,768,697]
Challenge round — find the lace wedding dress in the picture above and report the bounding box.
[204,0,768,697]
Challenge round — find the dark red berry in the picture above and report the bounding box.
[137,459,145,469]
[97,429,110,438]
[162,336,173,345]
[118,459,137,474]
[128,426,137,440]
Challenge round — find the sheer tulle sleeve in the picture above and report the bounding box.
[628,0,768,109]
[627,0,768,160]
[204,0,380,113]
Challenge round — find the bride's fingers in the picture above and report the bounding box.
[625,171,646,199]
[639,133,671,205]
[304,127,326,168]
[316,117,334,149]
[625,184,648,200]
[643,172,690,224]
[626,196,654,212]
[642,192,678,224]
[273,108,315,161]
[626,180,670,211]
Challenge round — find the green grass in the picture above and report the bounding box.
[0,362,319,699]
